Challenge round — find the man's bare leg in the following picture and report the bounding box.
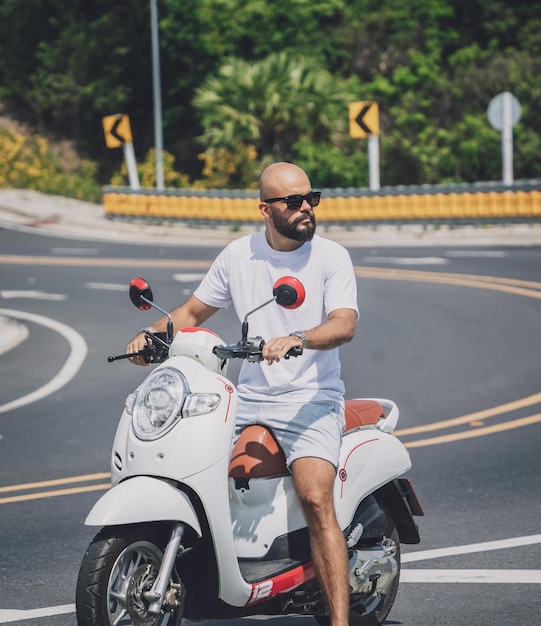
[291,457,349,626]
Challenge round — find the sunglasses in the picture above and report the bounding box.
[262,191,321,211]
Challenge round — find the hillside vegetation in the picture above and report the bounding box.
[0,0,539,197]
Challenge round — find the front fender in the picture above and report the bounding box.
[85,476,201,536]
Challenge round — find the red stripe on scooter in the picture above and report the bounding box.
[217,376,234,422]
[339,438,379,498]
[246,561,316,605]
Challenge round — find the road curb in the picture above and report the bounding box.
[0,315,29,357]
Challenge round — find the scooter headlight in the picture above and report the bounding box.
[132,367,189,441]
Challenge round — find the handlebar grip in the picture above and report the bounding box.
[284,346,303,359]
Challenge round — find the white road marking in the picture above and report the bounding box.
[0,309,88,415]
[401,569,541,584]
[446,250,507,257]
[361,256,449,265]
[85,282,127,291]
[0,534,538,622]
[0,290,66,301]
[0,604,75,623]
[402,533,541,563]
[51,247,98,255]
[173,273,207,282]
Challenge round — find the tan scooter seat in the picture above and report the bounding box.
[228,399,385,480]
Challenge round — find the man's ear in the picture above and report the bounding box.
[259,201,270,219]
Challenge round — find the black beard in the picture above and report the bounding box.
[270,206,316,242]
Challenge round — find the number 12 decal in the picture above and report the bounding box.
[248,580,273,603]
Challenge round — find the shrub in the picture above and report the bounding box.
[111,147,191,189]
[0,130,102,202]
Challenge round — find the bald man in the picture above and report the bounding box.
[127,163,359,625]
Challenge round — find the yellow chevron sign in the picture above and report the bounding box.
[102,114,133,148]
[349,101,379,138]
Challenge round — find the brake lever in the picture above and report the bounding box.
[108,352,135,363]
[107,337,165,364]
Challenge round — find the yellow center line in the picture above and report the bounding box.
[0,483,111,505]
[357,266,541,291]
[3,255,541,292]
[0,472,111,494]
[395,391,541,436]
[0,254,212,269]
[356,267,541,299]
[404,413,541,448]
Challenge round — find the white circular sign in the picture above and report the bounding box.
[487,92,521,131]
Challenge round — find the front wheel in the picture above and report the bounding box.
[76,524,184,626]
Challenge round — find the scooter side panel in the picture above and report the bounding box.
[228,430,412,558]
[334,428,412,528]
[85,476,201,535]
[229,475,306,558]
[185,457,256,607]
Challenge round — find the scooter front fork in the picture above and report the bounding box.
[144,522,185,615]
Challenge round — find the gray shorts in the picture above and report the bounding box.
[234,397,345,470]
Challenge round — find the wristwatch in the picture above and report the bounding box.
[138,326,156,336]
[289,330,308,348]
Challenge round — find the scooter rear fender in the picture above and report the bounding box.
[85,475,202,536]
[334,429,412,528]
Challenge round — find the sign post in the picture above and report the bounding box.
[348,101,380,191]
[487,92,521,186]
[150,0,165,191]
[102,114,140,190]
[367,135,380,192]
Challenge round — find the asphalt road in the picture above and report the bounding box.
[1,227,540,626]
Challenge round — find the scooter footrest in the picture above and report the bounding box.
[238,557,309,584]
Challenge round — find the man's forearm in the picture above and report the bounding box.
[302,311,356,350]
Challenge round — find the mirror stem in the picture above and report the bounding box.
[241,296,276,343]
[140,296,174,343]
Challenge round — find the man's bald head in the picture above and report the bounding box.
[259,162,311,200]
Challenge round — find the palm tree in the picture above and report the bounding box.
[193,52,350,162]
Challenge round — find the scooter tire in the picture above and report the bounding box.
[315,507,401,626]
[75,523,184,626]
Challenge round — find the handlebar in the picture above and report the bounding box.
[213,337,303,362]
[108,333,303,365]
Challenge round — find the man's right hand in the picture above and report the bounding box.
[127,332,151,366]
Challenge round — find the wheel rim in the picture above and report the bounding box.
[373,531,400,621]
[106,540,169,626]
[351,530,401,625]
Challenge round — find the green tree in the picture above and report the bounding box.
[1,0,541,188]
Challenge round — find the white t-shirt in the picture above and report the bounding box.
[194,232,359,403]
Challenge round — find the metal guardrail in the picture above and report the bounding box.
[103,180,541,224]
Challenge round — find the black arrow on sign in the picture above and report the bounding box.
[355,104,372,134]
[110,115,125,144]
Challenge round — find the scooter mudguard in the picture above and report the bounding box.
[85,475,202,536]
[334,429,412,527]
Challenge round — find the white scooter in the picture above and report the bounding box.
[76,276,423,626]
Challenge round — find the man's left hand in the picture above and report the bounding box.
[262,335,303,365]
